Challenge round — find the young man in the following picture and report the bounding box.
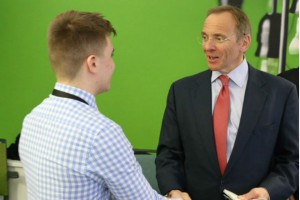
[19,10,181,200]
[156,5,299,200]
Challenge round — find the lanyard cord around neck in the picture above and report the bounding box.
[52,89,88,105]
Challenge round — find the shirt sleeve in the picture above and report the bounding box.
[86,121,166,200]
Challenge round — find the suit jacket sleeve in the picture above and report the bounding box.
[259,82,299,198]
[156,82,186,195]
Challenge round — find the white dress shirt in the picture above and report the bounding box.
[211,59,249,161]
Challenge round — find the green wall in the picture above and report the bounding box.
[0,0,298,149]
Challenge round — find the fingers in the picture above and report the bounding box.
[181,192,192,200]
[238,187,270,200]
[167,190,192,200]
[288,194,296,200]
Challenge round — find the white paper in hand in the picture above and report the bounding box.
[223,189,239,200]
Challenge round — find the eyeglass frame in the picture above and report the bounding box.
[200,33,236,45]
[199,32,249,45]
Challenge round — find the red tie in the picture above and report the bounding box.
[213,75,230,175]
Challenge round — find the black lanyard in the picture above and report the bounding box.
[52,89,88,105]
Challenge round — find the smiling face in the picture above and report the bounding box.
[202,11,250,74]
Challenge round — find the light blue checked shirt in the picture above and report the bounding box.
[19,83,167,200]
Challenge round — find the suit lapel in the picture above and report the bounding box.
[192,70,220,172]
[225,66,268,175]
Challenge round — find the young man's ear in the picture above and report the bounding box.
[86,55,98,73]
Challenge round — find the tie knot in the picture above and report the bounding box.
[219,75,229,86]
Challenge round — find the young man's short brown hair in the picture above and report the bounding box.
[48,10,116,80]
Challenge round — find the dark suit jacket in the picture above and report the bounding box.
[156,65,299,200]
[278,67,299,96]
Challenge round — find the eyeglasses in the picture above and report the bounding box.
[200,34,236,45]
